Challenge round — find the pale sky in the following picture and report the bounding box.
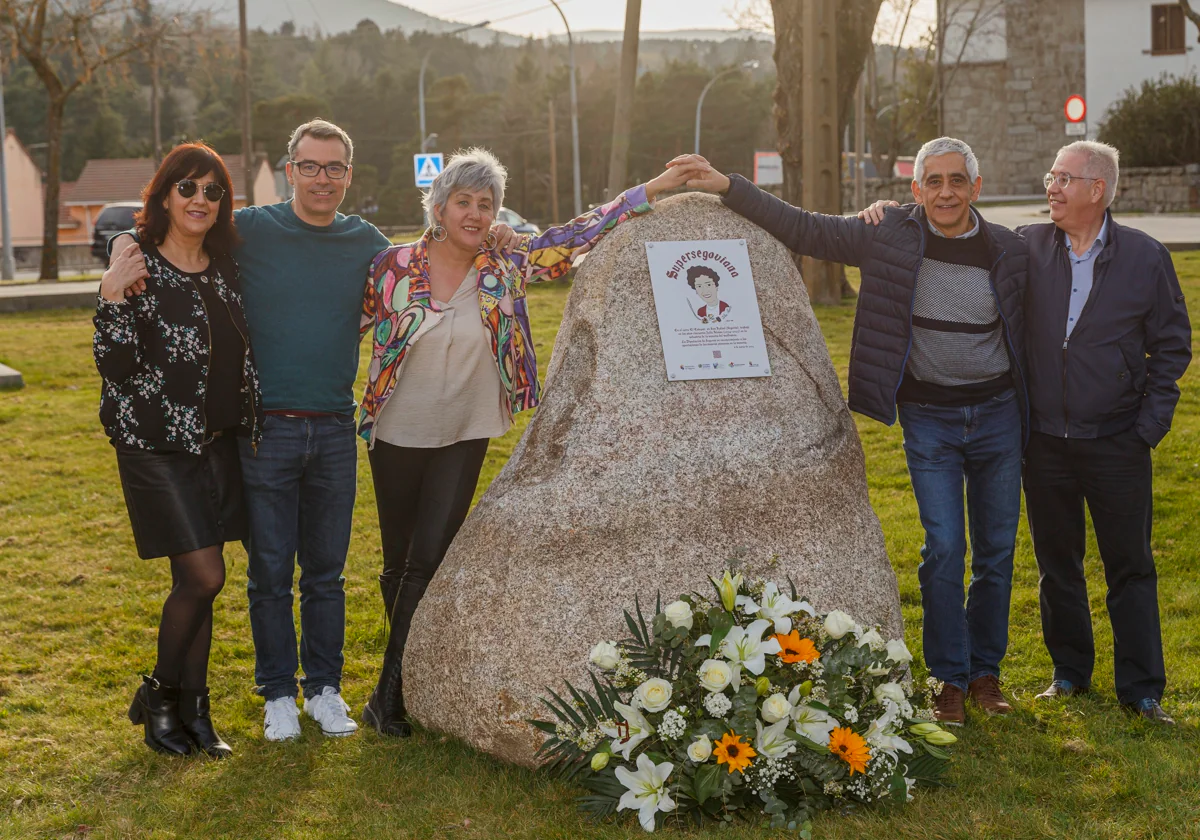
[397,0,937,42]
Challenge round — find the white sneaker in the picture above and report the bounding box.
[303,686,359,737]
[264,697,302,742]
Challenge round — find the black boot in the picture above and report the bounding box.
[179,688,233,759]
[363,580,427,737]
[127,674,193,756]
[378,571,402,626]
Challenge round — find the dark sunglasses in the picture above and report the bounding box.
[176,179,227,202]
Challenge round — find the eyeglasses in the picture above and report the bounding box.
[290,160,349,179]
[176,179,226,202]
[1043,172,1100,190]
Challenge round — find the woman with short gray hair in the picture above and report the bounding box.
[356,147,697,737]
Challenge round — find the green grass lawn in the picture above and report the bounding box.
[1,256,1198,839]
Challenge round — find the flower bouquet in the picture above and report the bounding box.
[532,570,955,833]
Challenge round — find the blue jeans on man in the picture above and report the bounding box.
[238,413,359,701]
[898,390,1023,692]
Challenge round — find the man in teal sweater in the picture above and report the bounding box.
[233,120,392,741]
[112,119,389,741]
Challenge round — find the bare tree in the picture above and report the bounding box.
[0,0,164,279]
[867,0,1005,182]
[1180,0,1200,40]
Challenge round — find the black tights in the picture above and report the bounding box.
[151,546,226,690]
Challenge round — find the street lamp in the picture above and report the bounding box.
[694,60,759,155]
[419,21,490,152]
[548,0,582,217]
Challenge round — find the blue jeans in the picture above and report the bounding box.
[898,390,1022,691]
[238,414,358,701]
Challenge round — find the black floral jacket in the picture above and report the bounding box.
[92,246,263,454]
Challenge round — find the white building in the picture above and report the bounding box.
[1085,0,1198,136]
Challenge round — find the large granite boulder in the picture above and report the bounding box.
[402,192,901,767]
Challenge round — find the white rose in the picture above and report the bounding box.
[874,682,907,706]
[867,663,891,677]
[697,659,733,693]
[687,735,713,762]
[886,639,914,665]
[823,609,857,640]
[663,600,694,631]
[634,678,673,713]
[761,692,793,724]
[858,628,886,651]
[589,640,620,671]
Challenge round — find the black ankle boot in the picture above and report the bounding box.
[127,675,193,756]
[363,580,426,737]
[179,688,233,759]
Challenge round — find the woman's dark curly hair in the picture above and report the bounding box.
[686,264,721,289]
[135,142,240,256]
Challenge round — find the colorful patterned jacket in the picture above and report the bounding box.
[358,184,653,444]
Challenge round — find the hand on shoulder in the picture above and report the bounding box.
[100,240,149,302]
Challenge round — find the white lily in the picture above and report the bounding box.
[615,753,676,833]
[600,702,655,761]
[754,718,798,759]
[790,700,836,746]
[717,619,782,675]
[864,702,913,755]
[734,583,812,634]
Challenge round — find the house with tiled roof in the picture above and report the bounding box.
[62,154,280,242]
[0,129,45,250]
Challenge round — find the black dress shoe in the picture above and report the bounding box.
[1124,698,1175,725]
[128,675,194,756]
[1035,679,1088,700]
[179,688,233,758]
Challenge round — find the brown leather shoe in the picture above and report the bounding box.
[968,674,1012,715]
[933,684,966,725]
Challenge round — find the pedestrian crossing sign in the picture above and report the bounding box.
[414,153,444,187]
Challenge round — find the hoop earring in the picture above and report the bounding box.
[432,224,447,242]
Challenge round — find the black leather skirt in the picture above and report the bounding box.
[114,434,248,559]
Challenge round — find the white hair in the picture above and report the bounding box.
[1058,140,1120,207]
[914,136,980,184]
[422,147,507,219]
[287,119,354,163]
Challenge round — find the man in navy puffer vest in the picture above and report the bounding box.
[670,138,1029,725]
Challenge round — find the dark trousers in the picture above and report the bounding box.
[1023,430,1165,704]
[368,438,490,599]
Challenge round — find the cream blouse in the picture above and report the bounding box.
[372,267,512,448]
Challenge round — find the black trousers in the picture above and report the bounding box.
[1022,430,1165,704]
[368,438,490,593]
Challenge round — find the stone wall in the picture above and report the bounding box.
[1113,165,1200,213]
[841,178,914,213]
[940,0,1086,196]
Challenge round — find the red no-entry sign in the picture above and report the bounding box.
[1065,96,1087,123]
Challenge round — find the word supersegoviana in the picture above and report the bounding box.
[665,250,740,280]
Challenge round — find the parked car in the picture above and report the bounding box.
[91,202,142,265]
[497,207,539,236]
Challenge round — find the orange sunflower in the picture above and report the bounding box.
[774,630,820,664]
[713,731,757,774]
[828,727,871,775]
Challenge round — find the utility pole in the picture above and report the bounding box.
[800,0,840,305]
[548,101,560,222]
[238,0,254,206]
[0,60,16,280]
[150,44,162,164]
[606,0,641,198]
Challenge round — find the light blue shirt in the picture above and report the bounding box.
[1064,216,1109,340]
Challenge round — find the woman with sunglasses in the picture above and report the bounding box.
[94,142,262,758]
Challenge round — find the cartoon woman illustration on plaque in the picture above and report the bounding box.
[686,265,733,324]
